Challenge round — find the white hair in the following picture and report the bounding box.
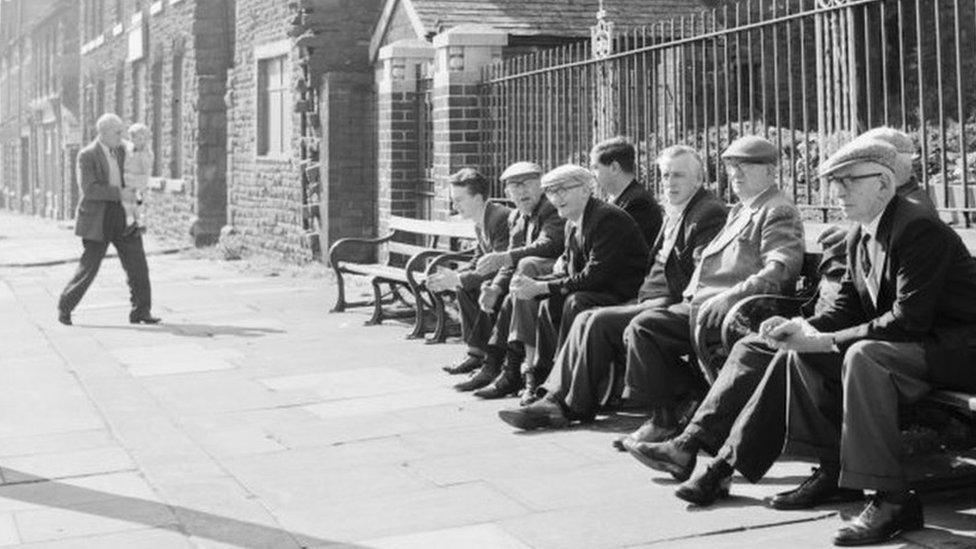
[95,113,124,134]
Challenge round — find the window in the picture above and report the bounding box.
[150,58,162,176]
[257,53,290,157]
[131,61,144,121]
[170,52,183,177]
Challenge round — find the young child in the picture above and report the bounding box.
[122,123,154,231]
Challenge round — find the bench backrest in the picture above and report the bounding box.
[387,215,478,259]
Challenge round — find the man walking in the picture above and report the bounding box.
[58,113,161,326]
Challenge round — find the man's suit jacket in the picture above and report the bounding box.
[75,139,127,242]
[458,201,511,290]
[614,180,664,247]
[492,195,566,291]
[543,196,650,301]
[809,196,976,391]
[638,187,728,304]
[687,185,804,307]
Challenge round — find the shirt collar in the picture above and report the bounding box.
[861,206,885,238]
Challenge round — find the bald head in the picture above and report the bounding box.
[96,114,125,147]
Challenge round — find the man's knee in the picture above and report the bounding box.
[515,256,554,277]
[841,340,887,381]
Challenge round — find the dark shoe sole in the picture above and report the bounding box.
[675,484,730,506]
[624,444,693,482]
[474,386,520,399]
[498,409,546,430]
[454,378,494,392]
[130,318,161,325]
[768,489,864,510]
[443,366,479,375]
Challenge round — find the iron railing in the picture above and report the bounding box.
[481,0,976,226]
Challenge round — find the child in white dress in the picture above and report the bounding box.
[123,123,154,231]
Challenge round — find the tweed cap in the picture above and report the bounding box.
[721,135,779,164]
[500,161,544,181]
[540,164,593,189]
[855,127,915,156]
[818,137,912,184]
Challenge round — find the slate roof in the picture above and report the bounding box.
[409,0,712,36]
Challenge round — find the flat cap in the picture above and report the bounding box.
[540,164,593,189]
[855,127,915,155]
[500,161,543,181]
[818,137,912,184]
[721,135,779,164]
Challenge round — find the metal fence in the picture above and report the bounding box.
[481,0,976,225]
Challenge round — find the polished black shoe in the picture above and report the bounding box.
[612,418,678,452]
[443,354,483,375]
[474,370,522,399]
[833,493,923,546]
[453,364,499,392]
[129,314,162,325]
[518,370,541,406]
[57,310,72,326]
[498,398,570,430]
[768,467,864,510]
[623,438,696,482]
[675,459,733,506]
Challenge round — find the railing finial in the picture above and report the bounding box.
[591,0,614,59]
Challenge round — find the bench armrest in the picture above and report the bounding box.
[721,294,808,351]
[423,249,478,280]
[327,232,395,269]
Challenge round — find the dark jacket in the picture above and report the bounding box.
[543,196,650,301]
[638,188,728,304]
[492,195,566,291]
[809,196,976,391]
[75,139,127,242]
[614,179,664,247]
[458,201,512,290]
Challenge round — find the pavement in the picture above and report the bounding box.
[0,210,974,548]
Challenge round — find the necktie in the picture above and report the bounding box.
[859,231,879,303]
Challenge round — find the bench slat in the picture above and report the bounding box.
[340,262,425,282]
[388,242,435,258]
[389,216,477,239]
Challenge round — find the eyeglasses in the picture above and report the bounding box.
[724,160,766,172]
[825,172,883,189]
[543,183,585,199]
[504,177,538,190]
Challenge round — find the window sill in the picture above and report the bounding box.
[80,35,105,55]
[255,154,293,164]
[150,1,163,15]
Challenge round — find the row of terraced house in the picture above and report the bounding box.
[0,0,710,261]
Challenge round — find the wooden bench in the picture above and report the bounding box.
[327,215,476,336]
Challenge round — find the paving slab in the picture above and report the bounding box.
[361,523,532,549]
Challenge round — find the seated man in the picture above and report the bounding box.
[631,137,976,547]
[590,136,663,246]
[427,168,510,355]
[450,162,566,392]
[496,145,726,429]
[617,136,804,441]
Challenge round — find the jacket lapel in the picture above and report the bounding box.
[871,197,900,309]
[701,186,775,257]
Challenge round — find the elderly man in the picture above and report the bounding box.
[58,113,160,326]
[590,136,663,246]
[496,164,650,429]
[450,162,566,394]
[427,168,510,365]
[617,136,804,441]
[496,146,726,427]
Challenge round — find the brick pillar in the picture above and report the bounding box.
[376,39,435,237]
[430,25,507,220]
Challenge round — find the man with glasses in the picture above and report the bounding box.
[497,146,727,428]
[615,136,803,446]
[450,162,566,396]
[495,164,650,428]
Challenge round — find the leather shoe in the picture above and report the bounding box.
[613,418,678,452]
[623,438,696,482]
[497,398,569,430]
[474,370,522,399]
[453,363,499,392]
[443,354,483,375]
[768,467,864,510]
[58,310,72,326]
[675,458,733,506]
[833,492,923,546]
[129,314,162,325]
[518,370,541,406]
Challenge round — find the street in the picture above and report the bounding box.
[0,211,973,548]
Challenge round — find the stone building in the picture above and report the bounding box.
[0,0,79,218]
[77,0,235,246]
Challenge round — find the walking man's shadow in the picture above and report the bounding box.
[78,322,285,338]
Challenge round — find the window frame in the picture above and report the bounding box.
[254,39,292,160]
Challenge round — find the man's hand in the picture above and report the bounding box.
[478,284,502,312]
[758,315,790,343]
[510,274,547,300]
[764,317,835,353]
[475,252,512,276]
[698,291,737,329]
[817,224,848,250]
[426,268,461,293]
